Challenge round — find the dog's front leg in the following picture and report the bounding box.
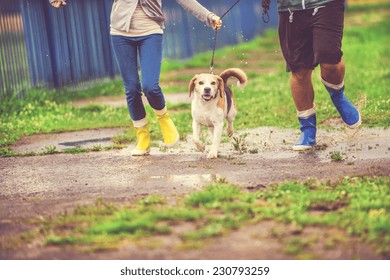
[193,120,205,152]
[207,122,223,159]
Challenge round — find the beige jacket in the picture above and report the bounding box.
[49,0,216,33]
[111,0,216,32]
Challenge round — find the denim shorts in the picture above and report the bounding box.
[278,0,345,72]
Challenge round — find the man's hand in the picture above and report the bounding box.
[211,15,222,31]
[51,1,67,8]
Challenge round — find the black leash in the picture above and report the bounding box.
[209,0,242,74]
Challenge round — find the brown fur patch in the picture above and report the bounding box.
[217,91,225,110]
[188,75,198,97]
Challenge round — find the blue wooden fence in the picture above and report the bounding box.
[0,0,277,99]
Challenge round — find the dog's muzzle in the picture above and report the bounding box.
[202,87,213,101]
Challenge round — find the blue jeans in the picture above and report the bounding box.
[111,34,165,122]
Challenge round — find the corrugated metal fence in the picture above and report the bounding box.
[0,0,277,100]
[0,0,31,99]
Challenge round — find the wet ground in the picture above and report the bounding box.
[1,122,389,259]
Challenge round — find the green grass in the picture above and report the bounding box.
[0,6,389,157]
[10,177,387,256]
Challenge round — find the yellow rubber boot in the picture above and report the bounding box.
[131,125,151,156]
[157,113,179,147]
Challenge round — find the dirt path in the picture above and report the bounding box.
[1,124,389,259]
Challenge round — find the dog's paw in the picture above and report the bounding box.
[227,124,234,137]
[207,150,218,159]
[194,141,205,152]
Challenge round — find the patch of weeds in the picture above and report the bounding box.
[64,147,89,154]
[314,144,328,151]
[285,237,309,255]
[19,151,37,157]
[113,130,135,145]
[216,177,229,184]
[230,161,247,165]
[135,238,165,250]
[138,196,166,206]
[330,151,343,161]
[41,145,57,155]
[182,224,224,240]
[203,164,213,170]
[91,144,103,152]
[1,230,40,251]
[0,147,14,157]
[232,134,248,154]
[175,240,206,250]
[324,235,345,250]
[225,155,237,160]
[304,149,316,155]
[46,236,78,246]
[111,144,127,150]
[159,145,168,153]
[185,184,241,208]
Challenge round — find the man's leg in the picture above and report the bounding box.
[290,68,317,150]
[278,8,317,150]
[321,59,344,85]
[321,60,361,128]
[290,68,314,111]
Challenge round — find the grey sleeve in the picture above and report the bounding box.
[175,0,216,26]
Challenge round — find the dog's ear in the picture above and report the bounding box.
[188,75,198,97]
[217,76,225,98]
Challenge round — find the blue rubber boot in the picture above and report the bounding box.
[323,80,361,128]
[292,113,317,151]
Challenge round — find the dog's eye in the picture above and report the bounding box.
[199,81,204,85]
[211,81,216,85]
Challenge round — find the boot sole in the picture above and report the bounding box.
[164,133,180,148]
[165,136,179,148]
[292,144,315,151]
[131,149,150,156]
[345,111,362,129]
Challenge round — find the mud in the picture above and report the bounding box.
[1,125,389,259]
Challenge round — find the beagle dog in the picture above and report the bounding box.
[189,68,247,158]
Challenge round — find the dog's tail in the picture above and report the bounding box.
[219,68,247,88]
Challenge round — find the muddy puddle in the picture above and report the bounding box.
[10,126,390,163]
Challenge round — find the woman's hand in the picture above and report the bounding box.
[51,1,67,8]
[211,15,222,31]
